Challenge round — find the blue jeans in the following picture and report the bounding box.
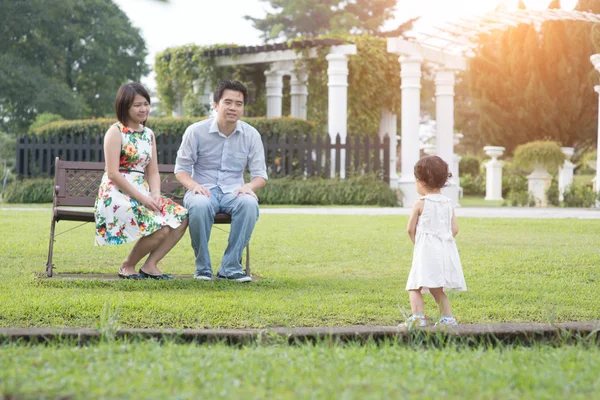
[184,187,259,277]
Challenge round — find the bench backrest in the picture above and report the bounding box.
[53,158,183,207]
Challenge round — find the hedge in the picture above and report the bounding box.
[3,175,400,206]
[32,116,315,138]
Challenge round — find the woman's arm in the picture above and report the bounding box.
[103,126,160,212]
[146,131,161,199]
[406,199,423,245]
[451,208,459,237]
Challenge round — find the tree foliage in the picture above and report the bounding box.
[468,13,599,154]
[0,0,149,133]
[245,0,415,41]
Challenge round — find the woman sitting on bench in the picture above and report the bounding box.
[94,82,188,280]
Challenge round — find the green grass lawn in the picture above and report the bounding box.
[1,210,599,329]
[2,210,600,399]
[459,195,503,207]
[573,174,594,186]
[1,341,598,399]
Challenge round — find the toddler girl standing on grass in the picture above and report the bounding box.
[401,156,466,328]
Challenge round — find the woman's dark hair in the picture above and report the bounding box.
[115,82,151,126]
[414,155,452,189]
[213,80,248,105]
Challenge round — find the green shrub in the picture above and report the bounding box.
[32,116,315,138]
[3,178,53,203]
[28,113,64,133]
[513,141,565,173]
[546,178,560,207]
[504,189,536,207]
[577,150,597,174]
[460,174,485,196]
[562,183,598,208]
[258,174,400,206]
[459,155,481,178]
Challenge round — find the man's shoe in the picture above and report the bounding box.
[216,273,252,283]
[194,271,213,281]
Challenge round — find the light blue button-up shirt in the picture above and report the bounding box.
[174,118,268,193]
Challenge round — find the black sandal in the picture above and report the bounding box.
[138,269,173,280]
[118,269,142,280]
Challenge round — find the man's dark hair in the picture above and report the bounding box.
[414,155,452,189]
[115,82,151,127]
[213,80,248,105]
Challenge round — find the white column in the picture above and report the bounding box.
[399,54,423,207]
[265,69,284,118]
[558,147,575,202]
[453,133,464,198]
[595,85,600,200]
[290,72,308,120]
[326,53,350,178]
[484,146,505,201]
[589,55,600,205]
[201,80,213,109]
[379,109,399,189]
[435,69,458,206]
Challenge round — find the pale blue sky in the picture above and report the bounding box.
[113,0,577,88]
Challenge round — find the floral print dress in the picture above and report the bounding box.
[94,123,187,246]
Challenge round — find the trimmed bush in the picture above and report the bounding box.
[32,116,315,138]
[28,113,64,133]
[546,178,560,207]
[460,174,485,196]
[563,183,598,208]
[3,178,53,203]
[258,174,400,206]
[459,155,481,178]
[513,141,565,173]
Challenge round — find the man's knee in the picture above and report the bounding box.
[185,194,214,216]
[235,195,259,215]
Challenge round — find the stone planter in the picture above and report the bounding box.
[558,147,575,202]
[527,164,552,207]
[483,146,505,201]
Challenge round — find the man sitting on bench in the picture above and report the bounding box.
[175,80,268,283]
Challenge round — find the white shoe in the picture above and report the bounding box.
[435,317,458,327]
[399,315,428,328]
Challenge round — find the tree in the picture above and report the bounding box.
[575,0,600,13]
[468,15,599,154]
[0,0,149,133]
[548,0,561,9]
[246,0,415,42]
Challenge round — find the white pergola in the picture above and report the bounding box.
[388,9,600,207]
[174,40,357,178]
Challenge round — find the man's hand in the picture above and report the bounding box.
[235,184,258,200]
[191,183,211,197]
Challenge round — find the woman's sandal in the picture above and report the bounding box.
[118,269,142,280]
[138,269,173,280]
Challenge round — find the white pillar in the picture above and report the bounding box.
[435,69,458,206]
[379,109,399,189]
[326,53,350,178]
[265,69,284,118]
[201,80,213,109]
[454,133,464,198]
[290,72,308,120]
[399,54,423,207]
[589,55,600,205]
[484,146,505,201]
[558,147,575,202]
[595,85,600,201]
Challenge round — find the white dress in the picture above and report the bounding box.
[405,194,467,293]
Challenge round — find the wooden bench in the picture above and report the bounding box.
[46,157,250,277]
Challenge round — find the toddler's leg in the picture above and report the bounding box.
[408,289,425,315]
[429,287,452,317]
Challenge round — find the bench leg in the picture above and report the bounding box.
[245,244,250,277]
[46,213,56,277]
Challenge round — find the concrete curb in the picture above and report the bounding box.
[2,322,599,345]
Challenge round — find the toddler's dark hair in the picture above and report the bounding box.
[414,156,452,189]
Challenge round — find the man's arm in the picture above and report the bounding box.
[174,126,211,197]
[235,130,268,199]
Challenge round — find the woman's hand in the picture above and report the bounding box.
[140,195,161,213]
